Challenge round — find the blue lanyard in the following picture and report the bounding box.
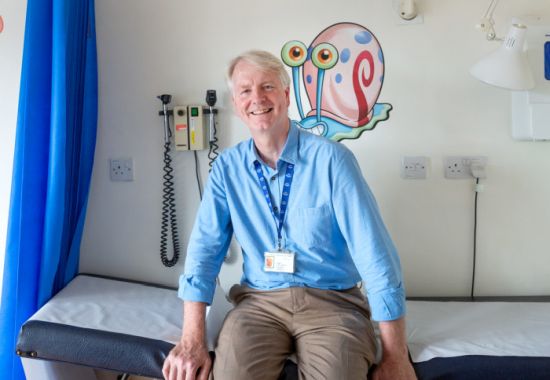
[253,160,295,250]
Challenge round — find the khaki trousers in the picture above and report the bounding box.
[212,285,377,380]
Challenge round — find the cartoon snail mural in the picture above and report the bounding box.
[281,22,393,141]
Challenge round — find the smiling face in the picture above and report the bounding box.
[231,60,290,136]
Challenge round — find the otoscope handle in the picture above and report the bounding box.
[206,90,217,142]
[157,94,172,144]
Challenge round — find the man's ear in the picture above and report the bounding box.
[231,94,237,111]
[231,94,246,122]
[285,86,290,107]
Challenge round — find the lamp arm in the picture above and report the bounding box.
[477,0,501,41]
[483,0,499,20]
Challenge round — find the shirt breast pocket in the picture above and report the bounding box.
[295,204,334,246]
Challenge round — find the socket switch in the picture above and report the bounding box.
[110,158,134,181]
[401,156,428,179]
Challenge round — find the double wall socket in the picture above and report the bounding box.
[444,156,487,179]
[110,158,134,181]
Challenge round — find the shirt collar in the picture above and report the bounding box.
[248,120,299,169]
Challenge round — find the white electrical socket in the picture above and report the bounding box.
[401,156,428,179]
[444,156,488,179]
[110,158,134,181]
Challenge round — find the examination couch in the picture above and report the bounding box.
[16,274,550,379]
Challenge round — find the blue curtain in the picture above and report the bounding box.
[0,0,98,378]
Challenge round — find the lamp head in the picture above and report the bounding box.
[470,23,535,90]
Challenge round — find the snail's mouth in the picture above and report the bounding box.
[304,123,325,136]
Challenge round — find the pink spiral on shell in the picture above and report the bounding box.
[353,50,375,126]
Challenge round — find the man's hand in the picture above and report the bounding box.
[162,337,211,380]
[371,356,416,380]
[371,317,417,380]
[163,301,211,380]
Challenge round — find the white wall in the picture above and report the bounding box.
[0,1,27,298]
[81,0,550,297]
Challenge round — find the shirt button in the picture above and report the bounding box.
[270,175,276,181]
[273,206,278,212]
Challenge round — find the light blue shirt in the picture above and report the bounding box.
[179,122,405,321]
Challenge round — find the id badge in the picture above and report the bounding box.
[264,251,295,273]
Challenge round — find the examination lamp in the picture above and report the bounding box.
[469,0,535,90]
[470,0,535,90]
[470,23,535,90]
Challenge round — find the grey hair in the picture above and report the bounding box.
[226,50,290,93]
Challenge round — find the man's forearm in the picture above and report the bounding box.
[372,317,417,379]
[182,301,208,343]
[378,317,409,361]
[163,301,212,380]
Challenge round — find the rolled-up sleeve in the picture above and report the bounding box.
[178,158,233,305]
[332,149,406,321]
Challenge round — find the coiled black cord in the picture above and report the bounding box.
[160,141,180,267]
[194,150,203,201]
[207,111,219,172]
[208,137,219,172]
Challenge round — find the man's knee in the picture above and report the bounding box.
[296,334,373,380]
[213,305,292,380]
[293,295,377,379]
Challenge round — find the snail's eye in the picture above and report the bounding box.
[311,43,339,70]
[281,40,308,67]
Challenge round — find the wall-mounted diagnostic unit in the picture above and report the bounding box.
[172,105,210,151]
[156,92,218,267]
